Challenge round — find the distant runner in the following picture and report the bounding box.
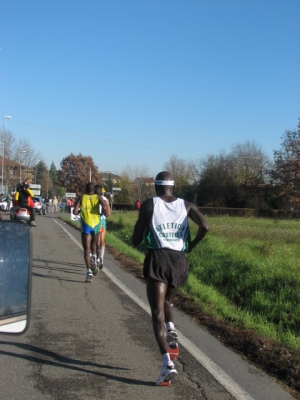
[73,182,108,282]
[93,185,111,270]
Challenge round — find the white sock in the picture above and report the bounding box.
[100,246,105,259]
[166,322,175,331]
[162,353,171,367]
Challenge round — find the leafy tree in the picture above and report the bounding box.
[59,153,101,195]
[272,120,300,210]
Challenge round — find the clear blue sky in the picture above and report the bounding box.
[1,0,299,177]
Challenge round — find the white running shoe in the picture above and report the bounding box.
[167,328,178,343]
[85,269,93,283]
[156,364,177,386]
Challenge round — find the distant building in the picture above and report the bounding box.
[99,171,121,185]
[134,177,155,186]
[0,156,34,190]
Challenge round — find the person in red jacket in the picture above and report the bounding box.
[135,199,141,211]
[12,180,37,227]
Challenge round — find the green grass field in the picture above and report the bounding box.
[64,212,300,354]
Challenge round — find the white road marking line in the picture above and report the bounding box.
[53,219,255,400]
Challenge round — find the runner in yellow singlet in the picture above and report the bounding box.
[73,182,108,282]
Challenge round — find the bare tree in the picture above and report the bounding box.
[118,164,154,203]
[198,154,239,207]
[163,155,196,184]
[229,141,272,186]
[1,129,41,192]
[116,172,134,203]
[198,142,272,208]
[163,155,198,200]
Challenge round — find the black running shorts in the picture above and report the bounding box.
[143,248,188,288]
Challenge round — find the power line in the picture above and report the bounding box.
[11,119,203,156]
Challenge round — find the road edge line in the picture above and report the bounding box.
[53,218,255,400]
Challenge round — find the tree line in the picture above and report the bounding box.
[163,121,299,211]
[1,119,299,210]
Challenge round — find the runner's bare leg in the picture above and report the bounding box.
[146,278,169,354]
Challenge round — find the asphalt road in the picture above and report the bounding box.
[0,210,296,400]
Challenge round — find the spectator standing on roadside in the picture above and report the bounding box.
[132,171,209,385]
[67,198,72,213]
[45,196,49,213]
[52,196,58,213]
[135,199,141,211]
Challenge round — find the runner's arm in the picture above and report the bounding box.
[73,197,81,215]
[103,197,111,217]
[99,196,108,217]
[132,199,152,246]
[186,202,209,252]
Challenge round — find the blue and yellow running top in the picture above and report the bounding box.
[80,194,100,231]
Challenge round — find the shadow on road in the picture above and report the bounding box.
[0,341,154,386]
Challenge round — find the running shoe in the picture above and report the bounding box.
[167,328,178,343]
[93,261,99,276]
[99,258,104,270]
[156,364,177,386]
[85,269,93,283]
[90,255,96,272]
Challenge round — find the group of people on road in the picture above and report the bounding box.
[73,183,111,282]
[73,171,209,385]
[48,196,75,213]
[9,172,208,386]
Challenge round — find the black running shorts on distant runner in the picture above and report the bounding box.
[143,248,188,288]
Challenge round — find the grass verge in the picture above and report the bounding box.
[60,213,300,398]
